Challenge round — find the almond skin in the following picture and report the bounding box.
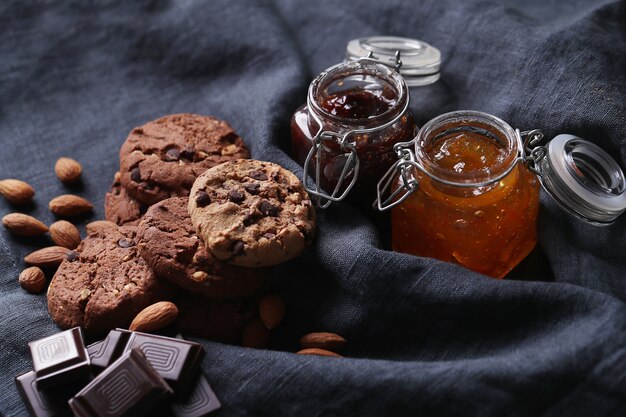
[241,319,270,349]
[0,179,35,205]
[259,294,286,330]
[129,301,179,332]
[19,267,46,293]
[49,195,93,217]
[49,220,81,249]
[299,332,347,352]
[297,348,342,358]
[54,157,82,184]
[2,213,48,237]
[86,220,118,235]
[24,246,69,268]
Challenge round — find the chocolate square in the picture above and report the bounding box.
[170,375,221,417]
[87,329,132,373]
[15,370,80,417]
[123,332,205,398]
[28,327,90,389]
[69,348,173,417]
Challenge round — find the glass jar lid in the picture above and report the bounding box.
[537,134,626,225]
[345,36,441,87]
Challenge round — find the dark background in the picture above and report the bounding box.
[1,0,625,416]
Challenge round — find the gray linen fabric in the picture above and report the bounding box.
[1,0,625,416]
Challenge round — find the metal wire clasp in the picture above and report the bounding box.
[518,129,546,175]
[302,129,360,209]
[374,140,419,211]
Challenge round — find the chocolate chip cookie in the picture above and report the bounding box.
[188,159,316,267]
[104,172,146,226]
[47,226,174,335]
[136,197,269,298]
[119,114,250,205]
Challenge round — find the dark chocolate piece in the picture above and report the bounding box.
[195,191,211,207]
[15,370,80,417]
[170,375,221,417]
[123,332,205,398]
[87,329,132,374]
[28,327,90,389]
[69,348,173,417]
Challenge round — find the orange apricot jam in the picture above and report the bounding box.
[391,112,540,278]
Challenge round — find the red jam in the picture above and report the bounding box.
[320,89,396,119]
[291,78,416,206]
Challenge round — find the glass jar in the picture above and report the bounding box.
[377,111,626,278]
[291,36,441,207]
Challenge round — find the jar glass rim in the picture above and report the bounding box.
[414,110,520,186]
[307,60,408,127]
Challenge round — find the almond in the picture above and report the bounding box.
[24,246,69,268]
[241,319,270,349]
[54,157,83,184]
[221,144,239,156]
[0,179,35,205]
[86,220,118,235]
[129,301,179,332]
[49,195,93,217]
[299,332,347,352]
[296,348,342,358]
[49,220,81,249]
[259,294,286,330]
[19,267,46,293]
[2,213,48,237]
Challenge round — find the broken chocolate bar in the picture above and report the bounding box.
[28,327,90,389]
[123,331,205,398]
[69,348,173,417]
[86,329,132,374]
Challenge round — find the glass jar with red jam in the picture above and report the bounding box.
[376,111,626,278]
[291,36,441,207]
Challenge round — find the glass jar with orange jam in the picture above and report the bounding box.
[377,111,626,278]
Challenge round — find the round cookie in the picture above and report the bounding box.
[104,172,146,226]
[136,197,269,299]
[47,226,174,335]
[119,114,250,205]
[188,159,316,267]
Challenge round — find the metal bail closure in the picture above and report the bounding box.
[345,36,441,87]
[302,132,360,209]
[374,140,419,211]
[534,134,626,225]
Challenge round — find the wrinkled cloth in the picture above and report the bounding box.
[1,1,625,416]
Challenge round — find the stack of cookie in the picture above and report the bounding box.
[47,114,316,347]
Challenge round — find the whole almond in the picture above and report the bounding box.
[259,294,286,330]
[241,319,270,349]
[24,246,69,268]
[2,213,48,237]
[0,179,35,205]
[19,267,46,293]
[86,220,117,235]
[49,195,93,217]
[55,157,82,184]
[129,301,179,332]
[296,348,342,358]
[49,220,81,249]
[299,332,347,352]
